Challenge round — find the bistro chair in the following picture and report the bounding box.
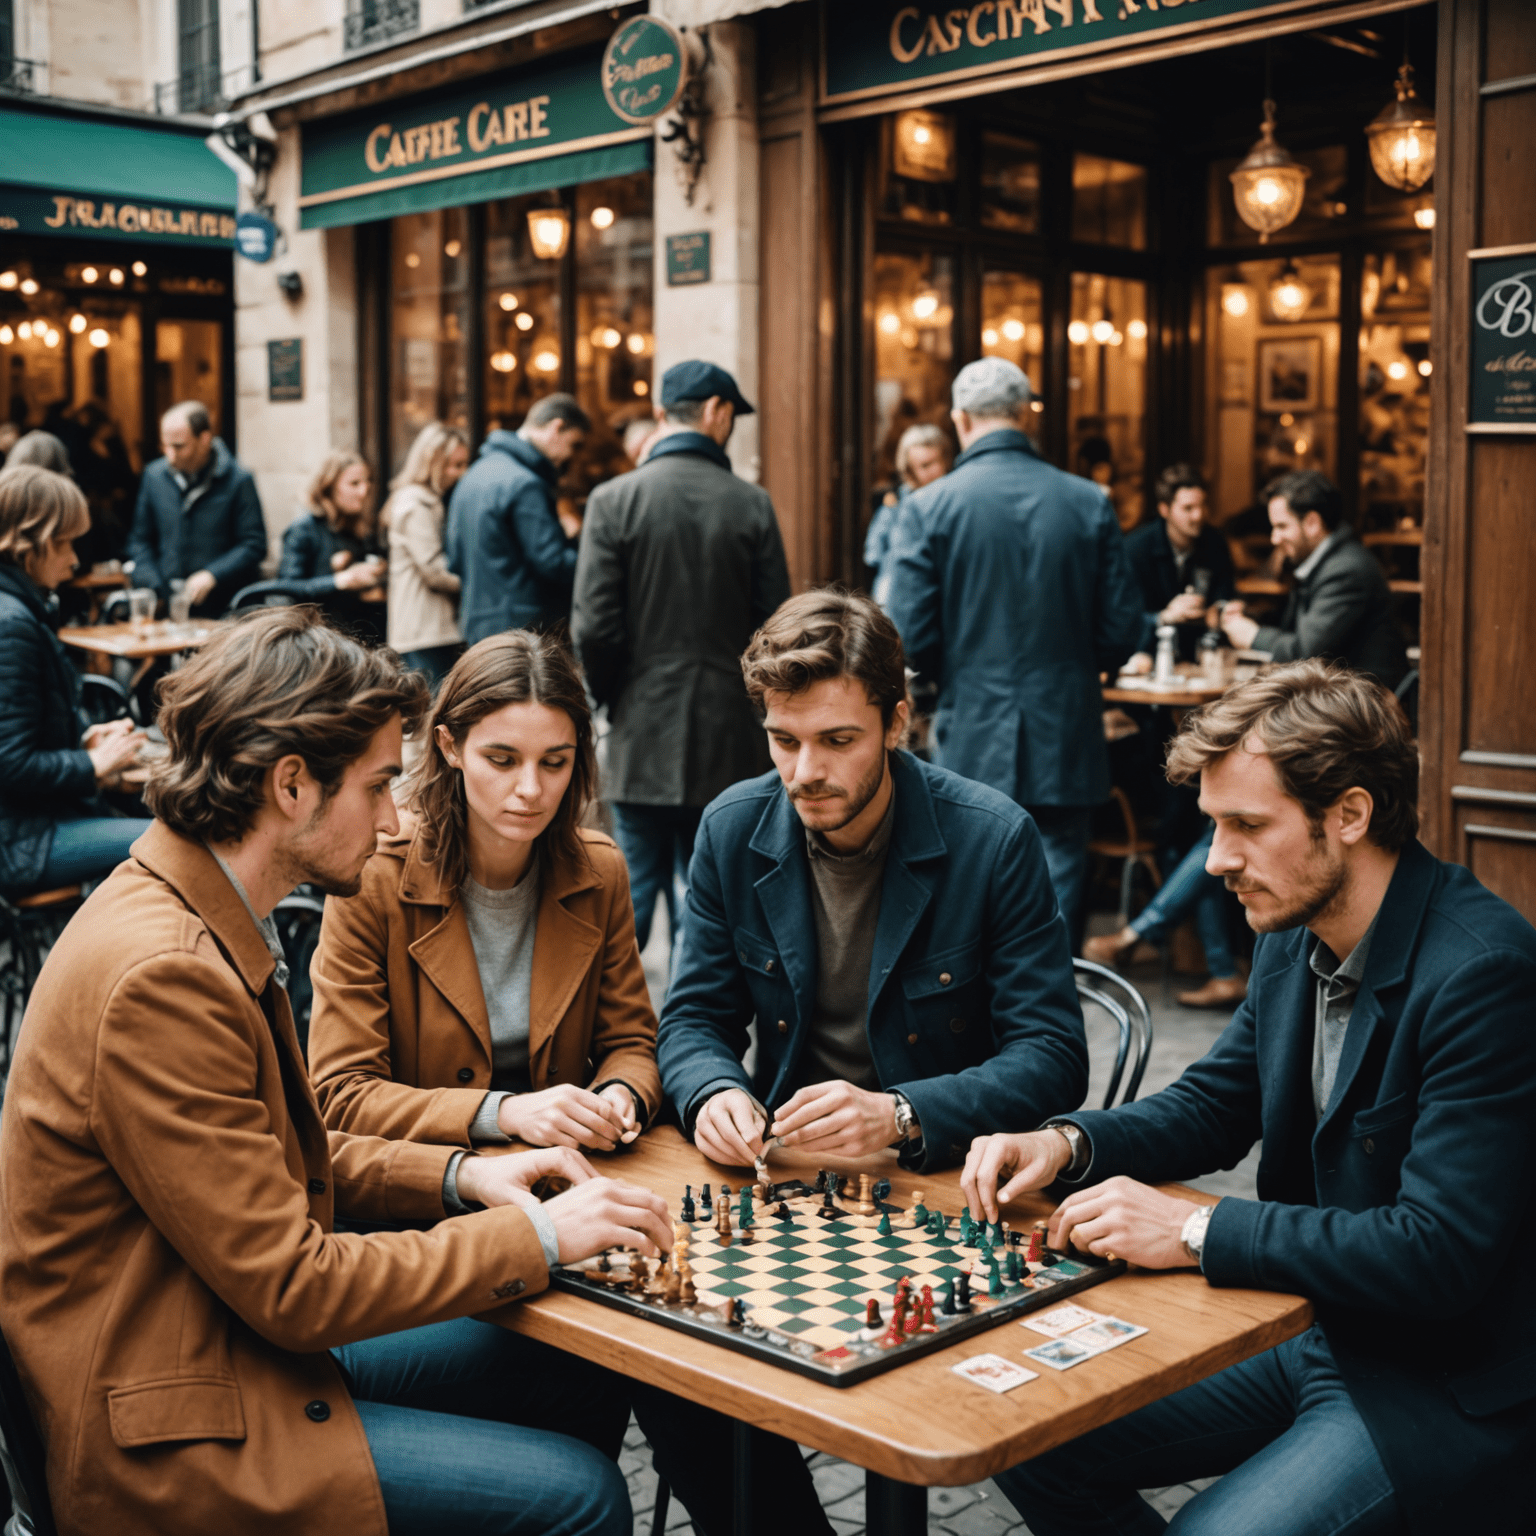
[0,1320,53,1536]
[0,888,84,1076]
[1074,957,1155,1109]
[96,589,131,627]
[1087,786,1162,929]
[226,580,321,618]
[272,887,326,1057]
[77,673,137,729]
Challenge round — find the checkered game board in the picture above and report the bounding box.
[554,1186,1124,1386]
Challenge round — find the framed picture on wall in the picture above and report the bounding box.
[1258,337,1322,413]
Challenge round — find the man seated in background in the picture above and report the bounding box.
[1221,469,1406,689]
[963,660,1536,1536]
[127,400,266,616]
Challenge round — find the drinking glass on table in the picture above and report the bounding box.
[128,587,157,632]
[168,579,191,627]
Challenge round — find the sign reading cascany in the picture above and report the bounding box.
[299,45,650,228]
[0,186,235,245]
[824,0,1315,104]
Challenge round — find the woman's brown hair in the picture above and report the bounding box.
[410,631,598,890]
[306,451,375,539]
[0,466,90,578]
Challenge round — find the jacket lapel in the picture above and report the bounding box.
[749,792,816,1029]
[527,844,603,1071]
[867,753,946,1011]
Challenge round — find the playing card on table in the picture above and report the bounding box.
[1067,1317,1147,1352]
[951,1353,1040,1394]
[1023,1336,1102,1371]
[1020,1304,1107,1338]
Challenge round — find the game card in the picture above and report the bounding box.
[952,1353,1040,1394]
[1023,1336,1102,1371]
[1020,1304,1107,1338]
[1068,1317,1147,1352]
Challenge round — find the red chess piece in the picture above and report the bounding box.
[879,1276,913,1347]
[1026,1223,1046,1264]
[914,1283,938,1333]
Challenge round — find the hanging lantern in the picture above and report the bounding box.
[1230,100,1309,244]
[1269,262,1313,322]
[1365,62,1436,192]
[526,207,571,261]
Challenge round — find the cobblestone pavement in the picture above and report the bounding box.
[624,913,1258,1533]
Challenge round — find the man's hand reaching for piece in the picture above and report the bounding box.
[693,1088,767,1167]
[961,1130,1074,1223]
[769,1080,897,1160]
[1049,1177,1205,1269]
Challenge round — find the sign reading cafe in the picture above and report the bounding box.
[824,0,1313,104]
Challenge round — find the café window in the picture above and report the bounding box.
[873,251,957,484]
[1072,156,1148,251]
[1068,274,1148,531]
[390,208,472,470]
[980,268,1046,440]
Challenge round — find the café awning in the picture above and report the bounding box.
[0,105,238,245]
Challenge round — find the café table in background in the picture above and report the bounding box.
[57,620,215,692]
[493,1128,1311,1536]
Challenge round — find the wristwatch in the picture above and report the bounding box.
[1041,1119,1089,1180]
[1180,1203,1215,1267]
[889,1090,921,1144]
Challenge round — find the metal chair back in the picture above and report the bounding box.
[1073,957,1155,1109]
[97,590,131,626]
[0,1322,54,1536]
[226,581,320,618]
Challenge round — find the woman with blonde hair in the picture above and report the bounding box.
[0,466,150,895]
[308,628,659,1152]
[277,450,387,641]
[383,420,470,686]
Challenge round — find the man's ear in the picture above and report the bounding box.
[1335,786,1375,847]
[269,754,311,821]
[886,697,912,751]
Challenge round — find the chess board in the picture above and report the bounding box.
[552,1182,1125,1386]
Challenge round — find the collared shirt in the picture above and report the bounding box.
[171,452,218,514]
[1309,909,1381,1120]
[208,848,290,989]
[800,781,897,1091]
[1292,529,1340,583]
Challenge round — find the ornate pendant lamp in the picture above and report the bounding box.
[1365,61,1436,192]
[1230,99,1309,244]
[1269,262,1313,322]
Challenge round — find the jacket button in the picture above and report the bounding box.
[939,972,952,986]
[765,958,775,973]
[777,1019,788,1034]
[308,1178,326,1195]
[907,1033,918,1045]
[457,1068,475,1083]
[949,1018,966,1033]
[1363,1138,1375,1155]
[305,1400,330,1423]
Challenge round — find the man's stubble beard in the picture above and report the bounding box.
[790,749,887,833]
[1233,835,1349,934]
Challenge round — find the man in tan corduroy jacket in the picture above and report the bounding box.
[0,607,672,1536]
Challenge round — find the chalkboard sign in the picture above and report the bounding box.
[268,338,303,402]
[1469,244,1536,434]
[666,231,711,286]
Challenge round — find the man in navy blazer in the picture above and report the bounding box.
[963,660,1536,1536]
[886,357,1144,946]
[656,588,1088,1177]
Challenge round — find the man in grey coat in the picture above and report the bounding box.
[572,362,791,945]
[1220,469,1407,689]
[886,357,1144,947]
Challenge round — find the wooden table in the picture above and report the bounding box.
[58,620,214,688]
[495,1129,1310,1535]
[1102,673,1227,711]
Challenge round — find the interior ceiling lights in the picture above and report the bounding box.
[1269,262,1313,322]
[1366,61,1436,193]
[1230,99,1309,244]
[526,207,571,261]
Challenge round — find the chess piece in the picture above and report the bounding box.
[916,1284,938,1333]
[738,1187,755,1229]
[985,1255,1003,1294]
[740,1222,757,1245]
[1026,1221,1047,1265]
[596,1249,612,1272]
[855,1174,875,1216]
[992,1220,1006,1247]
[956,1268,972,1311]
[814,1170,828,1194]
[678,1262,696,1305]
[774,1201,793,1221]
[680,1186,696,1223]
[910,1192,928,1228]
[700,1184,713,1220]
[941,1277,957,1316]
[816,1187,840,1221]
[865,1297,883,1330]
[663,1264,682,1303]
[928,1210,948,1238]
[1006,1249,1022,1286]
[877,1211,893,1238]
[723,1297,742,1328]
[872,1177,892,1206]
[674,1221,692,1250]
[629,1255,650,1292]
[717,1198,733,1238]
[878,1278,913,1346]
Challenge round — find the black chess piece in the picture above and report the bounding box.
[680,1186,696,1223]
[720,1184,732,1203]
[956,1270,972,1310]
[774,1202,793,1221]
[814,1170,828,1194]
[941,1278,956,1315]
[816,1188,841,1221]
[872,1178,892,1204]
[700,1184,713,1219]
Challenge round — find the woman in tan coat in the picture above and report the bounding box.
[309,630,662,1152]
[384,421,470,687]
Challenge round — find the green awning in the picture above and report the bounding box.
[299,136,651,230]
[0,105,237,245]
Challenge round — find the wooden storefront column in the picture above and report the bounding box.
[1421,0,1536,920]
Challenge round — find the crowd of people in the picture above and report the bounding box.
[0,355,1528,1536]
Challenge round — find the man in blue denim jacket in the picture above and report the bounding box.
[657,588,1088,1176]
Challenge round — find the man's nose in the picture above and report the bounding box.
[794,745,825,786]
[377,793,401,838]
[1206,828,1242,875]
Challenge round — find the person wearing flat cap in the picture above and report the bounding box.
[571,361,791,951]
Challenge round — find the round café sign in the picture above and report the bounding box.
[602,16,689,126]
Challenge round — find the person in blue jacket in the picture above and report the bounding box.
[447,394,589,645]
[657,586,1088,1176]
[962,659,1536,1536]
[886,357,1144,948]
[126,401,266,617]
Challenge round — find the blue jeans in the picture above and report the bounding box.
[1026,804,1094,952]
[401,643,463,690]
[611,802,703,948]
[333,1319,631,1536]
[993,1327,1404,1536]
[37,815,155,889]
[1129,828,1236,980]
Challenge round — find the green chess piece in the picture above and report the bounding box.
[738,1189,754,1229]
[928,1210,948,1237]
[992,1220,1006,1246]
[877,1211,893,1238]
[1006,1249,1022,1285]
[986,1255,1003,1293]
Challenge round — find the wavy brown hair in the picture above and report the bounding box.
[146,607,430,844]
[410,631,597,891]
[307,451,375,539]
[0,466,90,578]
[1166,658,1418,851]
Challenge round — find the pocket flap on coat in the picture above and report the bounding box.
[107,1376,247,1448]
[1449,1346,1536,1418]
[1349,1092,1413,1136]
[900,941,983,1000]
